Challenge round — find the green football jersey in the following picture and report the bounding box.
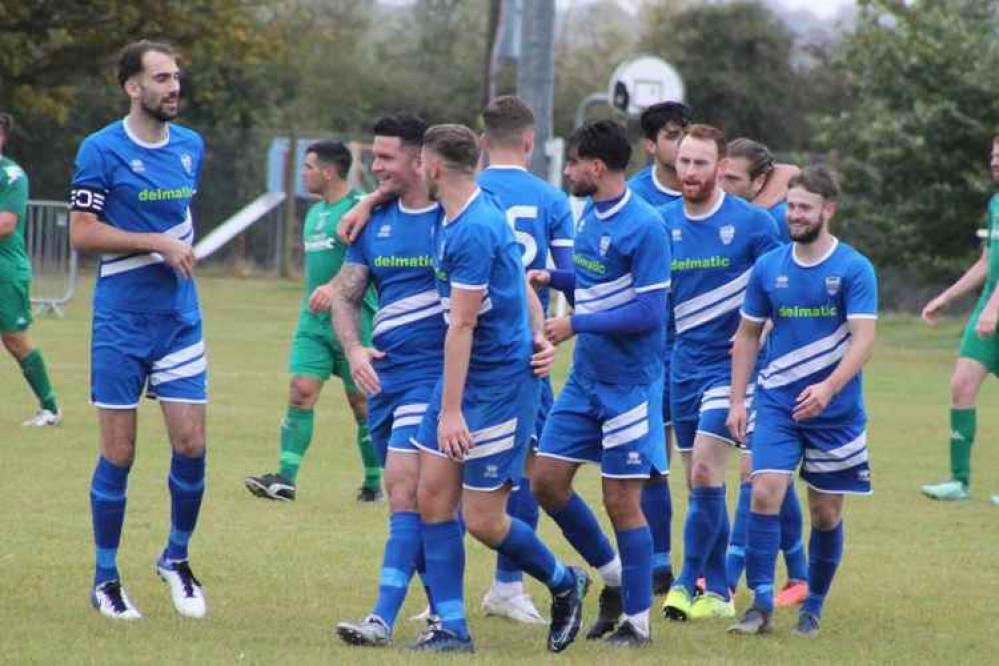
[299,191,376,324]
[0,156,31,282]
[986,193,999,288]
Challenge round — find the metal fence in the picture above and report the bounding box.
[25,200,77,316]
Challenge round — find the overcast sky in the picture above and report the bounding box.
[556,0,856,22]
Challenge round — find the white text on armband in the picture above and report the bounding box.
[70,187,107,214]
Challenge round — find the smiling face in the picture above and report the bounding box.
[126,50,181,123]
[676,135,724,203]
[371,135,422,197]
[786,186,835,244]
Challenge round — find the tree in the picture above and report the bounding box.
[812,0,999,280]
[639,1,807,151]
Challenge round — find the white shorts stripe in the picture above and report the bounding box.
[804,431,867,462]
[149,356,206,386]
[465,435,516,460]
[471,417,517,444]
[394,403,429,418]
[603,402,649,433]
[153,341,205,371]
[603,421,649,449]
[392,415,424,430]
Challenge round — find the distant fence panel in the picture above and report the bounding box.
[25,200,77,316]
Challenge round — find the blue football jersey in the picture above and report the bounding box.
[572,189,670,384]
[742,240,878,425]
[661,192,781,375]
[477,165,574,310]
[628,165,683,208]
[769,201,791,244]
[432,189,532,382]
[71,120,204,314]
[346,199,445,387]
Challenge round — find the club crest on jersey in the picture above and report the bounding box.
[719,225,735,245]
[671,228,682,242]
[776,275,789,289]
[377,224,392,239]
[825,275,842,296]
[599,235,611,256]
[180,153,194,176]
[130,159,145,174]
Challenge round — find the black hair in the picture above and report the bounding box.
[372,112,428,148]
[117,40,179,89]
[567,120,632,171]
[639,101,692,141]
[306,140,353,179]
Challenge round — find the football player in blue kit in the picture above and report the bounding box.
[406,124,588,654]
[531,120,670,648]
[329,113,444,647]
[726,166,877,638]
[70,40,208,621]
[628,102,689,597]
[476,95,576,624]
[659,125,781,622]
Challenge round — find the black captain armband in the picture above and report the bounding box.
[70,187,107,214]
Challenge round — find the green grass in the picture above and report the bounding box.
[3,275,997,665]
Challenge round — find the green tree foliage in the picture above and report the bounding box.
[639,1,807,150]
[813,0,999,280]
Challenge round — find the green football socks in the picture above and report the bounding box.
[950,407,975,487]
[279,405,314,484]
[19,349,58,412]
[356,423,382,492]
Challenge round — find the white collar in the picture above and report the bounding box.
[594,188,632,220]
[793,237,839,267]
[684,190,726,221]
[443,187,481,226]
[398,199,439,214]
[122,117,170,149]
[484,164,527,172]
[651,166,681,196]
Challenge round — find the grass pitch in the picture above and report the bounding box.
[2,275,996,665]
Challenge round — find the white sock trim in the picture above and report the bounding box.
[598,555,622,588]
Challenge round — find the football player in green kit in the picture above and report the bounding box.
[245,140,382,502]
[0,112,61,427]
[921,135,999,505]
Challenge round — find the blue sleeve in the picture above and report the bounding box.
[551,246,573,271]
[548,193,575,256]
[71,137,110,192]
[752,209,782,259]
[571,289,666,334]
[741,261,771,322]
[345,226,368,266]
[630,214,671,294]
[845,255,878,319]
[448,221,496,289]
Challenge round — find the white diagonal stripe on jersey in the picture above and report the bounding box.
[153,341,205,371]
[701,396,753,413]
[703,384,755,400]
[471,417,518,445]
[100,253,166,276]
[603,401,649,434]
[574,287,636,314]
[392,415,424,430]
[803,448,868,473]
[603,421,649,449]
[150,356,207,386]
[804,431,867,462]
[675,291,745,334]
[394,403,429,418]
[375,290,442,327]
[761,341,848,389]
[575,273,634,303]
[635,280,670,293]
[440,296,493,316]
[674,267,752,320]
[465,435,516,460]
[762,323,850,378]
[550,239,574,248]
[373,303,445,338]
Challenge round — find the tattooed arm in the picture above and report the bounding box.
[330,263,383,395]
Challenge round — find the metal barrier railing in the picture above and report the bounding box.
[25,200,77,316]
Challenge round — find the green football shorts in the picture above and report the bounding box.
[0,280,32,334]
[958,292,999,375]
[287,311,373,392]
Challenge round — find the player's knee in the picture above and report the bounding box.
[750,479,783,513]
[288,378,319,408]
[602,487,641,526]
[690,459,717,487]
[530,469,571,511]
[1,333,32,360]
[386,473,417,512]
[950,371,980,406]
[463,509,504,546]
[809,502,840,530]
[170,425,206,457]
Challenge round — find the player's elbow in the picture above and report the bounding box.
[69,214,97,251]
[0,216,15,238]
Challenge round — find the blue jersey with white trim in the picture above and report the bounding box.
[477,165,574,311]
[661,192,781,376]
[346,200,445,386]
[71,120,204,314]
[628,165,683,208]
[768,201,791,244]
[572,189,670,384]
[432,189,532,382]
[742,240,878,425]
